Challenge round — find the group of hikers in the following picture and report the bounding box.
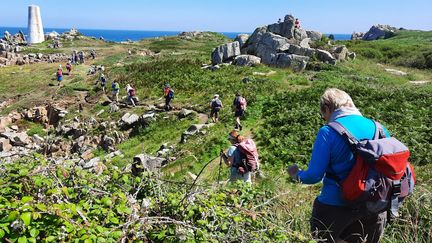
[70,50,96,65]
[96,74,137,107]
[52,47,415,241]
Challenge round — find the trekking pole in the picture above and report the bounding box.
[178,155,219,208]
[217,153,223,185]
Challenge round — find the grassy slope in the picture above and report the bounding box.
[343,30,432,69]
[0,32,431,241]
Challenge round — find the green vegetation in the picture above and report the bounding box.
[0,31,431,242]
[343,30,432,69]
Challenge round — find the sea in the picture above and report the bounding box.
[0,26,244,42]
[0,26,351,42]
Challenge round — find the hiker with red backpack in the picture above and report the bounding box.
[210,94,223,123]
[233,93,247,130]
[287,88,415,243]
[220,130,259,184]
[126,84,136,107]
[164,84,174,111]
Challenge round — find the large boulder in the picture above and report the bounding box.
[267,14,296,39]
[244,32,290,65]
[362,25,398,41]
[0,138,12,152]
[293,28,308,41]
[351,32,365,40]
[332,46,349,61]
[306,31,323,41]
[178,109,196,119]
[299,38,311,48]
[120,113,140,127]
[132,154,168,175]
[316,49,337,65]
[211,41,241,65]
[287,44,315,57]
[234,55,261,67]
[234,34,250,48]
[274,54,309,71]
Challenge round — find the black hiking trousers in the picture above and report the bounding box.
[165,97,172,111]
[310,199,387,243]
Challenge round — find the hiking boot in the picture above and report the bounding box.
[239,125,243,131]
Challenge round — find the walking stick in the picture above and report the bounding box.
[217,153,223,185]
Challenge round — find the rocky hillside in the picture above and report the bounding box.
[211,15,355,71]
[0,26,431,242]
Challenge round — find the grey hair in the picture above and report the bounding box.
[320,88,356,113]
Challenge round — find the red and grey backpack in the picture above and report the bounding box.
[236,139,258,172]
[327,121,416,217]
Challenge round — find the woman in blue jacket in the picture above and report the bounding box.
[288,88,388,243]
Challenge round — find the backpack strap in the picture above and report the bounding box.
[390,179,401,218]
[327,121,358,146]
[373,121,387,139]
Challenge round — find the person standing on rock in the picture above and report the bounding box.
[126,84,136,107]
[210,94,223,123]
[164,84,174,111]
[56,67,63,86]
[295,18,301,29]
[233,93,247,131]
[111,81,120,103]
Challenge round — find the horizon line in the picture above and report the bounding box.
[0,26,356,35]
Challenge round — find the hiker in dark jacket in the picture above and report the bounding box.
[210,94,223,123]
[220,130,252,184]
[232,93,246,130]
[287,88,390,243]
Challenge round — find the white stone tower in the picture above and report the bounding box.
[28,5,45,44]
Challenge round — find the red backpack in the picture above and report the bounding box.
[327,121,416,217]
[236,138,258,172]
[129,88,136,96]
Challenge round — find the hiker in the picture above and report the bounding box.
[232,93,247,130]
[126,84,136,107]
[220,130,258,184]
[56,67,63,86]
[66,61,72,74]
[90,49,96,59]
[111,81,120,103]
[287,88,392,243]
[100,74,107,92]
[295,18,301,29]
[210,94,223,123]
[164,84,174,111]
[79,51,85,64]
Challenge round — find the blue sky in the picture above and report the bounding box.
[1,0,431,33]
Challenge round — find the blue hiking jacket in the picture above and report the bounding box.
[297,115,390,206]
